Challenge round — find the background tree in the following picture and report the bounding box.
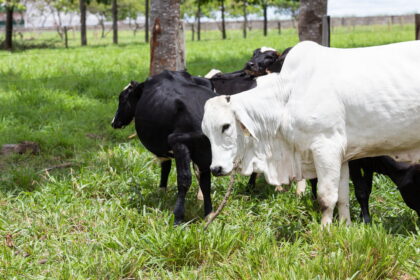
[150,0,184,75]
[275,0,299,19]
[256,0,280,36]
[219,0,226,39]
[111,0,117,44]
[145,0,149,42]
[88,0,143,39]
[1,0,25,50]
[80,0,87,45]
[298,0,326,43]
[230,0,258,38]
[37,0,78,40]
[181,0,212,41]
[87,0,109,38]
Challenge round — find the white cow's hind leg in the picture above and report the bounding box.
[312,143,342,226]
[338,162,351,225]
[296,180,307,197]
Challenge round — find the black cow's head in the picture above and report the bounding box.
[111,80,143,129]
[245,47,292,76]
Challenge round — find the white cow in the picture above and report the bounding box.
[202,40,420,226]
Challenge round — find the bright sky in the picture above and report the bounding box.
[328,0,420,17]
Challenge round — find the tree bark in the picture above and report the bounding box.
[197,1,201,41]
[145,0,149,42]
[112,0,118,44]
[243,2,247,38]
[263,4,267,36]
[298,0,328,43]
[150,0,185,76]
[220,0,226,39]
[5,5,14,50]
[80,0,87,46]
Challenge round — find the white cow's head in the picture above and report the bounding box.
[202,95,257,176]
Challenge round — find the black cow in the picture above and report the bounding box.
[112,71,216,225]
[308,157,420,223]
[349,156,420,223]
[244,47,292,76]
[207,46,292,95]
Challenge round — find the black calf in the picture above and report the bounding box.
[309,156,420,223]
[208,46,293,95]
[349,156,420,223]
[245,47,292,76]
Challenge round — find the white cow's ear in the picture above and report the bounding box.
[232,105,258,141]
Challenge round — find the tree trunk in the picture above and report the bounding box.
[263,4,268,36]
[100,19,105,38]
[221,0,226,39]
[5,5,14,50]
[243,2,247,39]
[145,0,149,42]
[112,0,118,44]
[197,1,201,41]
[80,0,87,46]
[298,0,327,43]
[150,0,185,76]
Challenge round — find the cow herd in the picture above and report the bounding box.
[112,41,420,226]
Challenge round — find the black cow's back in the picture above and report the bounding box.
[134,71,215,158]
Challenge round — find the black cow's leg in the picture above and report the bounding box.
[363,171,373,222]
[198,167,213,217]
[350,165,373,223]
[159,159,172,189]
[247,173,258,189]
[172,143,192,225]
[310,178,318,199]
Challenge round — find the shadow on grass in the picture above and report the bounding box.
[126,181,207,223]
[380,215,419,235]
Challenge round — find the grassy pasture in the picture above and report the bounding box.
[0,25,419,279]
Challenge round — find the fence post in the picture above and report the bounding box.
[415,14,420,40]
[64,26,68,48]
[191,23,195,41]
[277,21,281,34]
[321,15,330,47]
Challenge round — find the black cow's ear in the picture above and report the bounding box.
[267,60,283,73]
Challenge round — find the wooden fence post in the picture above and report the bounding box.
[415,14,420,40]
[321,15,330,47]
[277,21,281,34]
[64,26,68,48]
[191,23,195,41]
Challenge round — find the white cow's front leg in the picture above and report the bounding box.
[338,162,351,225]
[312,143,342,226]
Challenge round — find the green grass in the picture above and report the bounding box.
[0,25,419,279]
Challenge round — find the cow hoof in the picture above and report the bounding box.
[174,219,183,226]
[275,185,287,192]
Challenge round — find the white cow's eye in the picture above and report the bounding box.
[222,124,230,133]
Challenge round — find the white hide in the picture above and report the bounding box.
[203,40,420,187]
[204,69,222,79]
